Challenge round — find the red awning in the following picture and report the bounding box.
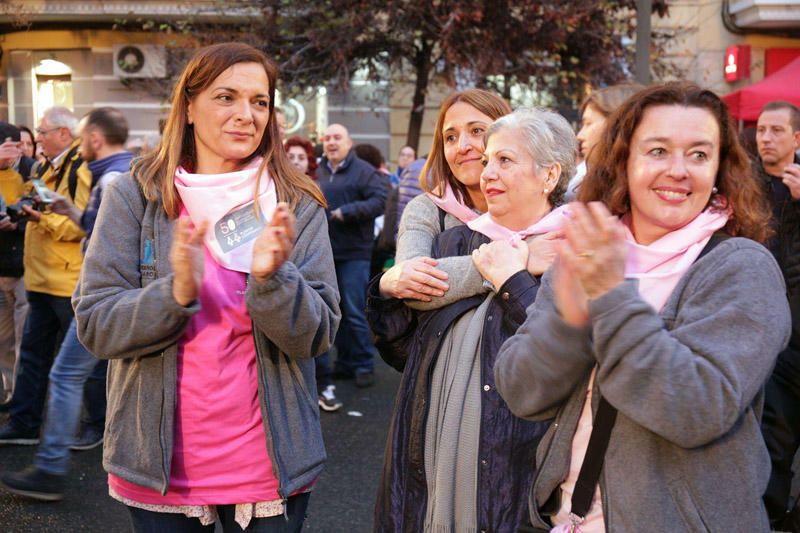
[722,56,800,121]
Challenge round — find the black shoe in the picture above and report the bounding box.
[70,426,103,451]
[0,466,65,501]
[355,371,375,388]
[318,385,343,412]
[0,422,39,445]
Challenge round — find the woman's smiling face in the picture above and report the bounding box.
[626,104,720,245]
[480,126,555,230]
[442,101,494,189]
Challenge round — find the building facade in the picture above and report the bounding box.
[654,1,800,94]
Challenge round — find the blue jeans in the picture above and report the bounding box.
[127,493,310,532]
[332,259,375,375]
[315,353,332,392]
[82,357,108,432]
[35,319,101,475]
[8,291,74,432]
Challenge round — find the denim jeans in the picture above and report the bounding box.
[315,352,332,392]
[331,259,375,375]
[127,493,310,533]
[35,319,101,475]
[82,357,108,432]
[8,291,74,432]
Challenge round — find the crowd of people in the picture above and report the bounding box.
[0,41,799,533]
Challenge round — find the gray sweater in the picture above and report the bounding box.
[495,237,790,532]
[73,173,340,497]
[396,194,486,310]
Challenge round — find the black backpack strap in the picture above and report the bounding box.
[52,144,81,193]
[569,396,617,521]
[67,155,85,201]
[697,231,730,261]
[36,160,51,179]
[438,206,446,233]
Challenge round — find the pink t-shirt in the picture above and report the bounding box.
[111,230,279,505]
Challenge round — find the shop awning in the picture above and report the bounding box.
[722,56,800,121]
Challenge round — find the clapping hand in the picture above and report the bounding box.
[553,202,626,327]
[170,216,208,306]
[251,202,296,282]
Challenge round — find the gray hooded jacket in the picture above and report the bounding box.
[73,173,340,498]
[495,237,790,532]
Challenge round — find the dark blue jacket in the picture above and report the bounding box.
[82,151,133,241]
[366,224,550,533]
[318,150,388,261]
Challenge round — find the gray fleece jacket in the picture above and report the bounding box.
[73,173,340,498]
[495,237,790,532]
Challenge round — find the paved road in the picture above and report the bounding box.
[0,360,401,532]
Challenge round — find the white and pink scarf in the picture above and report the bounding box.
[427,182,570,241]
[467,205,570,242]
[426,183,480,224]
[623,207,729,312]
[174,157,277,273]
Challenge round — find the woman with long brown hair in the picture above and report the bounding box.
[73,43,340,532]
[496,82,790,531]
[380,89,529,307]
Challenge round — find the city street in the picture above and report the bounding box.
[0,360,401,532]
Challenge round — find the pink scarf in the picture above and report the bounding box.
[426,183,480,224]
[467,204,569,242]
[174,157,277,273]
[624,208,729,312]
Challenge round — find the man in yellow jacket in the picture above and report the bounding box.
[0,107,91,444]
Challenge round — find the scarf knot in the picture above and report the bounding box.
[174,157,277,273]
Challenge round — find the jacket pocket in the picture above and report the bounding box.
[668,479,711,532]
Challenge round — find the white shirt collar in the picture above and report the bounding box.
[49,144,74,169]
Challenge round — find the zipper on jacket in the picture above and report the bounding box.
[530,381,589,527]
[153,216,171,495]
[251,321,285,500]
[159,351,170,495]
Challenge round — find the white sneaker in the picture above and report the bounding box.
[318,385,343,412]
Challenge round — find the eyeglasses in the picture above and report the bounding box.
[35,127,61,135]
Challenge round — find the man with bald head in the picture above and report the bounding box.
[317,123,387,393]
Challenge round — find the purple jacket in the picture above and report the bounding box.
[366,224,550,532]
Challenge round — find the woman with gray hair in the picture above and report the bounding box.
[367,107,576,532]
